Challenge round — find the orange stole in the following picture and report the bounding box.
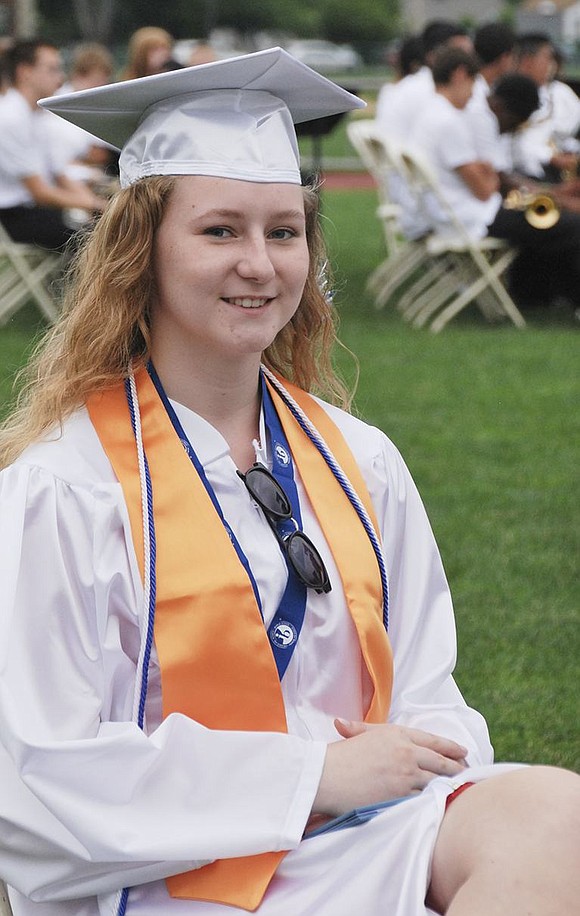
[87,368,393,912]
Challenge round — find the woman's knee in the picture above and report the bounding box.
[428,766,580,912]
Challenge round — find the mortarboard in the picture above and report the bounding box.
[39,47,365,187]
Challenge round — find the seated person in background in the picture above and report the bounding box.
[374,28,507,244]
[464,70,540,186]
[465,23,517,181]
[46,42,117,179]
[409,47,580,309]
[0,39,105,251]
[511,33,580,181]
[409,49,500,238]
[375,19,472,142]
[468,22,515,112]
[547,46,580,173]
[59,42,114,96]
[389,32,425,81]
[121,26,174,80]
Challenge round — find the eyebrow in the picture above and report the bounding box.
[192,208,306,222]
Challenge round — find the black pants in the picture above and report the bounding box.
[0,205,77,251]
[488,206,580,307]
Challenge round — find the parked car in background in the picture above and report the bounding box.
[285,39,362,71]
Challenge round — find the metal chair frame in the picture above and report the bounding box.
[346,120,435,311]
[394,146,525,332]
[0,222,62,326]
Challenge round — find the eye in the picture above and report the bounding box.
[268,227,298,241]
[204,226,234,238]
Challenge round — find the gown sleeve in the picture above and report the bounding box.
[368,431,493,765]
[0,462,325,902]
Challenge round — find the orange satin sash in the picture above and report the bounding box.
[87,367,393,912]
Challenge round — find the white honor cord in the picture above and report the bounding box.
[123,370,154,725]
[261,366,389,627]
[127,370,154,724]
[260,367,373,525]
[113,370,155,916]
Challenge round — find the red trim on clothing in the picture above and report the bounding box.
[445,781,475,810]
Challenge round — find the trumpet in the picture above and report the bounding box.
[503,188,560,229]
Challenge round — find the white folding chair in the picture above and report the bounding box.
[0,881,13,916]
[395,146,525,333]
[346,120,433,310]
[0,222,62,326]
[346,119,404,256]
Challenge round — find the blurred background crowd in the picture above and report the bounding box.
[2,0,580,312]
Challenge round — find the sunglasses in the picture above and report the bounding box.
[237,464,331,594]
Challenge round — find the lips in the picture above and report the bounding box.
[223,297,270,309]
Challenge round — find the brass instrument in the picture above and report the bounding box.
[503,188,560,229]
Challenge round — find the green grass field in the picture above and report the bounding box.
[1,186,578,770]
[323,189,580,770]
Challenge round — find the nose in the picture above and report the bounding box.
[236,236,276,283]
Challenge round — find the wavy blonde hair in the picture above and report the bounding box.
[120,27,173,80]
[0,176,353,468]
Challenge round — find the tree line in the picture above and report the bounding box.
[35,0,400,62]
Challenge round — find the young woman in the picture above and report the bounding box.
[0,49,578,916]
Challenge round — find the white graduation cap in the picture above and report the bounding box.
[39,47,364,188]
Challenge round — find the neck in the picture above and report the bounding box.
[480,66,496,88]
[438,85,463,110]
[15,84,39,110]
[149,350,263,470]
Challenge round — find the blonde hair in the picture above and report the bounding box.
[71,43,114,80]
[121,27,173,80]
[0,177,352,468]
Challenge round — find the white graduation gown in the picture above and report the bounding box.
[0,396,503,916]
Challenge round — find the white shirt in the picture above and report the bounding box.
[375,67,435,141]
[510,80,580,178]
[464,75,512,172]
[0,394,495,915]
[44,114,101,181]
[0,89,60,208]
[45,83,116,182]
[510,84,554,177]
[373,68,437,240]
[549,78,580,150]
[409,93,501,239]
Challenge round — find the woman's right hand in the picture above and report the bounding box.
[312,719,468,817]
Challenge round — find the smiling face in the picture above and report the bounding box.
[150,175,310,376]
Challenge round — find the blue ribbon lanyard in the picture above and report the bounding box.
[260,374,308,679]
[147,362,307,680]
